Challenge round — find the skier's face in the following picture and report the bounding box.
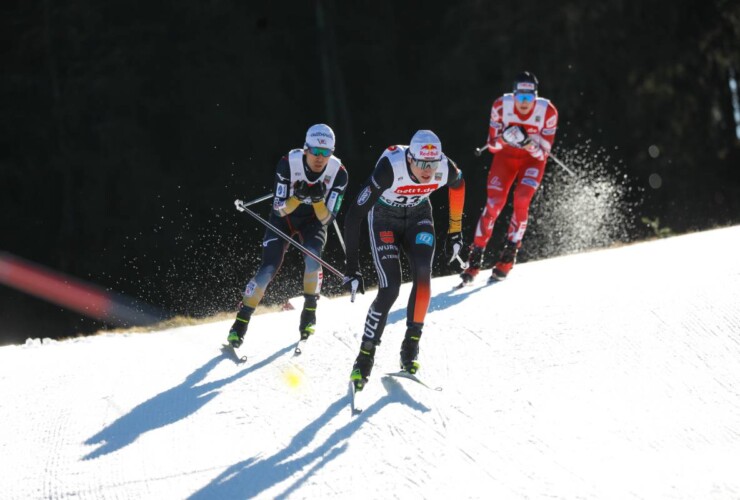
[409,159,439,183]
[305,149,330,172]
[514,91,536,114]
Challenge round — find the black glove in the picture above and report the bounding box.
[501,125,531,148]
[342,270,365,296]
[308,181,327,203]
[445,232,464,263]
[293,180,310,200]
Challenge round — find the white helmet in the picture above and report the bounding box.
[304,123,336,151]
[408,130,443,161]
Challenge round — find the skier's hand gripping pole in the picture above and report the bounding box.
[234,198,345,281]
[341,272,364,303]
[474,141,576,178]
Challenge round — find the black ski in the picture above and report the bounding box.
[221,344,248,364]
[385,371,443,391]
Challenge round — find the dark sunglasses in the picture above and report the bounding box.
[307,146,332,157]
[515,92,536,103]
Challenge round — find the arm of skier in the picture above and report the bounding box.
[445,159,465,234]
[312,164,348,225]
[487,97,505,153]
[524,102,558,160]
[272,157,303,217]
[444,158,466,262]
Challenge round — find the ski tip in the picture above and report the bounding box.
[453,280,473,290]
[221,344,248,363]
[293,340,307,356]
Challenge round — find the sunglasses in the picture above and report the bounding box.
[515,92,536,103]
[307,146,332,157]
[413,159,441,171]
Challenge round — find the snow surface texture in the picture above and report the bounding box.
[1,226,739,499]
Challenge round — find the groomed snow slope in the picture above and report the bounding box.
[1,226,739,499]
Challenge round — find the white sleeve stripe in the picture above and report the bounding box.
[367,207,388,288]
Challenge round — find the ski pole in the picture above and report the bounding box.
[547,152,576,177]
[234,199,344,279]
[242,192,273,207]
[455,255,469,270]
[473,142,490,157]
[476,140,576,178]
[332,219,347,257]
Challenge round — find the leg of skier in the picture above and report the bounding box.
[227,223,290,348]
[297,221,328,340]
[491,160,546,281]
[399,214,435,374]
[350,206,402,390]
[460,156,517,284]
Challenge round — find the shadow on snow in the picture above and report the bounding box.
[385,279,493,327]
[189,377,429,499]
[82,344,294,460]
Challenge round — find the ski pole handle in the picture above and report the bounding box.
[236,200,345,279]
[234,193,272,212]
[474,142,491,157]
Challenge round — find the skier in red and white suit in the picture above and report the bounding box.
[461,71,558,284]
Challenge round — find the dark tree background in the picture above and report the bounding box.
[2,0,739,345]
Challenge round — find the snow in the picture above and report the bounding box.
[2,226,740,499]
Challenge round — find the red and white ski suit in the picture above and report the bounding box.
[472,94,558,248]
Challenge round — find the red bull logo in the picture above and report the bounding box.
[417,144,439,159]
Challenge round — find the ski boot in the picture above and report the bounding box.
[490,240,519,282]
[459,245,484,285]
[298,294,318,341]
[227,304,254,348]
[350,340,376,391]
[399,325,422,374]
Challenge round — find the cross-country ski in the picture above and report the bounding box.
[220,343,247,364]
